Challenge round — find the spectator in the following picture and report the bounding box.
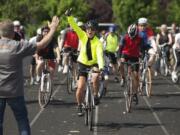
[0,16,59,135]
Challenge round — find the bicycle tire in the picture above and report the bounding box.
[84,86,89,126]
[67,68,73,94]
[98,79,105,99]
[38,73,52,108]
[124,77,133,113]
[145,68,152,98]
[88,88,94,131]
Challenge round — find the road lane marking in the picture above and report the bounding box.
[143,97,170,135]
[162,76,180,91]
[93,106,99,135]
[30,85,60,127]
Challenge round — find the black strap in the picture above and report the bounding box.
[86,38,92,60]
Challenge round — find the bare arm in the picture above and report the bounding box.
[36,16,59,50]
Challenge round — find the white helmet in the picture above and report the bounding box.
[77,21,83,26]
[13,20,21,26]
[138,17,148,24]
[36,28,42,35]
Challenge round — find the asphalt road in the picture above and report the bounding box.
[3,68,180,135]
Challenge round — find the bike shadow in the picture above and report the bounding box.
[96,122,160,132]
[48,99,76,108]
[136,106,180,112]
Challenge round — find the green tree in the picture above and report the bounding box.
[112,0,159,32]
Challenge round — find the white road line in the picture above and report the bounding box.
[93,106,99,135]
[30,85,61,127]
[162,76,180,91]
[143,97,170,135]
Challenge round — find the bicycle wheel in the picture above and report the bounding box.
[145,68,152,98]
[38,73,52,108]
[67,67,73,94]
[138,68,144,96]
[84,86,89,126]
[98,79,105,99]
[160,58,168,76]
[124,77,133,113]
[88,89,94,131]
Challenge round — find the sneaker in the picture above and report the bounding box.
[132,94,138,105]
[120,78,125,87]
[58,65,63,72]
[30,78,35,85]
[114,77,119,83]
[154,71,158,77]
[77,105,84,116]
[63,65,68,74]
[94,96,100,105]
[104,75,109,80]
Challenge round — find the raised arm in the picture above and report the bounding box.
[36,16,59,50]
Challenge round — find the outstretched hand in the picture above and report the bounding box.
[48,16,60,30]
[65,8,72,16]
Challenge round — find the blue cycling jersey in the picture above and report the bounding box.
[139,31,151,48]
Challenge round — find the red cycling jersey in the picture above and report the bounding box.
[120,34,143,57]
[63,30,79,49]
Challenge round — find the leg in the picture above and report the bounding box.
[76,76,86,105]
[7,97,30,135]
[0,98,6,135]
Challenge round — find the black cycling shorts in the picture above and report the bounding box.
[77,62,98,79]
[31,56,36,66]
[121,54,139,72]
[104,51,117,64]
[63,47,78,63]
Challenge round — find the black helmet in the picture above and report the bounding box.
[85,20,98,30]
[127,24,138,39]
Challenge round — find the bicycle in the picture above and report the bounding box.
[158,43,169,76]
[38,59,53,108]
[98,69,107,99]
[62,49,78,94]
[122,61,139,113]
[83,68,96,131]
[139,50,152,98]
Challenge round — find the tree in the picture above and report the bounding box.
[112,0,159,32]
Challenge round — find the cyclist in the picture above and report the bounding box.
[36,26,61,83]
[119,24,143,104]
[155,24,172,76]
[172,33,180,82]
[138,17,157,75]
[104,26,120,83]
[65,9,104,116]
[29,28,42,85]
[13,20,25,41]
[58,23,79,89]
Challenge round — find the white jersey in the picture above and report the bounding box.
[173,33,180,49]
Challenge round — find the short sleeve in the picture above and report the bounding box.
[17,40,37,57]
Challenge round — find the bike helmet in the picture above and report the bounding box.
[13,20,21,26]
[109,26,116,32]
[127,24,138,39]
[138,17,148,25]
[85,20,98,30]
[36,28,42,35]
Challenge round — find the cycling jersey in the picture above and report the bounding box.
[105,33,119,53]
[120,34,143,57]
[158,32,169,44]
[138,26,154,48]
[62,28,79,49]
[37,37,57,59]
[67,16,104,69]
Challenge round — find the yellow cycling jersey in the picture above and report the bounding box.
[105,33,119,53]
[67,16,104,69]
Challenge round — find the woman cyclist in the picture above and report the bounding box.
[65,9,104,116]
